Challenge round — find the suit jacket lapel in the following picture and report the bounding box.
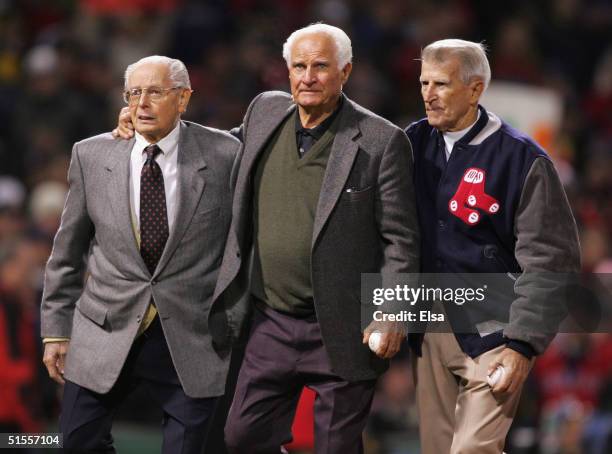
[312,99,361,247]
[154,122,207,277]
[239,103,296,187]
[234,103,296,243]
[105,137,150,276]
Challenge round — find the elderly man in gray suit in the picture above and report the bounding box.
[40,56,240,453]
[216,24,420,453]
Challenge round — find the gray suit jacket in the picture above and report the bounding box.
[211,92,420,381]
[41,121,240,398]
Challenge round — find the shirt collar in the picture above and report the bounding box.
[295,95,344,139]
[442,109,481,142]
[134,121,181,158]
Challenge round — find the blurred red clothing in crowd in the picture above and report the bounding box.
[0,286,41,432]
[534,334,612,410]
[284,388,316,451]
[81,0,180,14]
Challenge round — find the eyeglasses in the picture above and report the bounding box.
[123,86,183,104]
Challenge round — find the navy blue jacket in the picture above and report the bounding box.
[406,105,579,358]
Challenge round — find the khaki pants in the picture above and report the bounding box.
[412,332,527,454]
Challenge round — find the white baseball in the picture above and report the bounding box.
[487,365,505,387]
[368,331,383,353]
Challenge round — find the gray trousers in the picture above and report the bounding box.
[225,304,376,454]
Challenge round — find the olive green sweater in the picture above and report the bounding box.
[251,110,339,316]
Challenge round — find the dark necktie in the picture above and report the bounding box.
[140,144,169,274]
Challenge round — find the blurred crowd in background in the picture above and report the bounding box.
[1,0,612,453]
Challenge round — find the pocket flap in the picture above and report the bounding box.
[77,297,108,326]
[191,206,220,224]
[344,186,374,202]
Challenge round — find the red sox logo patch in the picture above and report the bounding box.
[448,168,500,225]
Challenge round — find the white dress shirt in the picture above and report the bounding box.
[129,122,180,235]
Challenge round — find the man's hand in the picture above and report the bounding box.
[111,107,134,139]
[43,341,70,385]
[363,321,406,359]
[488,347,531,397]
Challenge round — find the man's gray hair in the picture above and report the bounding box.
[421,39,491,90]
[282,23,353,70]
[124,55,191,90]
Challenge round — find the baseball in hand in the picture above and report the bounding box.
[368,331,383,353]
[487,365,505,387]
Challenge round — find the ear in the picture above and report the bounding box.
[469,78,485,105]
[177,89,193,114]
[340,62,353,85]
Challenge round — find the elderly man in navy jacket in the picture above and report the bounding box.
[406,39,581,453]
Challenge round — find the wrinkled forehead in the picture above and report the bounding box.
[127,62,171,88]
[420,56,462,78]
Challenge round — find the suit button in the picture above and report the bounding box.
[151,280,157,285]
[438,220,446,230]
[136,315,141,322]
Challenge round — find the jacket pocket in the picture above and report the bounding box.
[191,206,220,225]
[483,244,519,281]
[344,186,373,202]
[76,297,108,326]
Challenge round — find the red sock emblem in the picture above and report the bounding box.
[448,168,500,225]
